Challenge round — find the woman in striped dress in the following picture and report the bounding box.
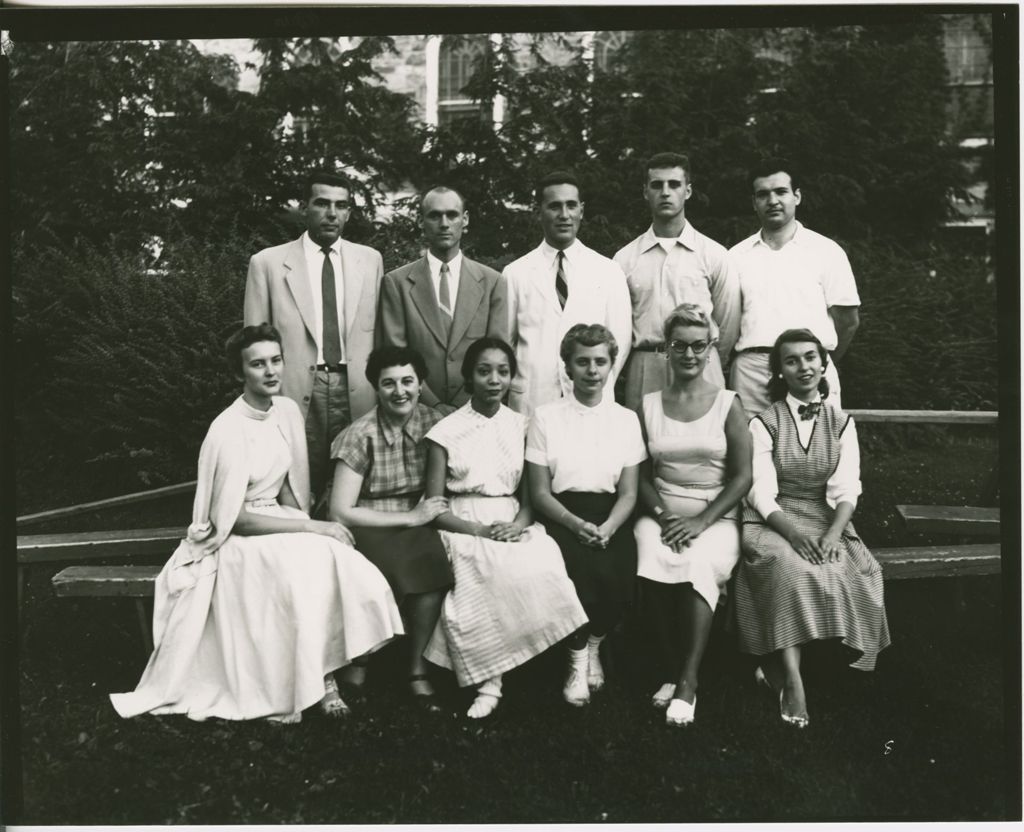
[422,337,588,719]
[733,328,890,729]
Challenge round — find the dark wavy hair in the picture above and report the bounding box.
[644,151,691,183]
[225,323,282,376]
[534,170,581,205]
[749,157,800,192]
[304,170,353,200]
[365,345,428,387]
[767,328,830,402]
[461,337,518,394]
[560,323,619,368]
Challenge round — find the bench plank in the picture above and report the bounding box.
[18,527,185,564]
[896,505,1000,537]
[875,544,1001,579]
[17,481,196,528]
[52,565,162,597]
[845,409,997,425]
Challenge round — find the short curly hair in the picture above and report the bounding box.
[365,345,428,387]
[559,323,618,368]
[224,323,282,375]
[661,302,712,343]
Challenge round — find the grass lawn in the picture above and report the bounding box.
[13,431,1015,823]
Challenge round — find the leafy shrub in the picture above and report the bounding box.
[14,232,262,510]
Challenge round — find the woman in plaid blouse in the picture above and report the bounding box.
[329,346,455,712]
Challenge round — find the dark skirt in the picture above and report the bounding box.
[541,491,637,635]
[350,525,453,604]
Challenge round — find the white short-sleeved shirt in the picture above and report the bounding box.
[730,222,860,352]
[525,395,647,494]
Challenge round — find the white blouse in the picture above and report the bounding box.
[746,393,862,519]
[525,395,647,494]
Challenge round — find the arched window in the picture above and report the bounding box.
[438,34,491,125]
[593,30,631,73]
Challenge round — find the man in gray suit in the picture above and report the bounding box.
[380,186,508,413]
[244,170,383,501]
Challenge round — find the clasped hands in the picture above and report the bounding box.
[787,529,842,564]
[658,512,709,553]
[480,520,529,542]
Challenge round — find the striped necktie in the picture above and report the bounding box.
[438,262,453,340]
[555,250,568,309]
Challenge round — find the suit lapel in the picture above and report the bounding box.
[449,258,485,347]
[408,258,447,348]
[340,240,364,340]
[283,239,318,342]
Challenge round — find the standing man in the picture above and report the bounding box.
[244,170,383,501]
[614,152,740,409]
[729,158,860,417]
[379,186,507,413]
[504,170,632,418]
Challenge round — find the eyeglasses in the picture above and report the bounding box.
[668,339,710,356]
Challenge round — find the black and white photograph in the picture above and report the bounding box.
[3,2,1019,825]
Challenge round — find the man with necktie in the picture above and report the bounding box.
[503,170,632,418]
[244,170,383,501]
[379,186,507,413]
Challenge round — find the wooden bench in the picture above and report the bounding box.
[51,564,163,652]
[18,527,185,612]
[896,505,1000,537]
[874,543,1001,580]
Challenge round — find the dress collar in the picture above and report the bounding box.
[237,395,276,421]
[378,403,429,447]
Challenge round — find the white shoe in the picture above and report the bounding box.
[587,636,605,691]
[563,665,590,707]
[666,696,696,727]
[651,682,677,709]
[467,676,502,719]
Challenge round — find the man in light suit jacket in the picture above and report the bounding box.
[504,170,632,418]
[244,170,383,500]
[380,186,507,413]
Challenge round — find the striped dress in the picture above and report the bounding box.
[733,401,890,670]
[422,403,588,687]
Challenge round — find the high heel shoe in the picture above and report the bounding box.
[665,695,696,727]
[756,667,808,728]
[409,673,443,714]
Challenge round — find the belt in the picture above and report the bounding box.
[245,498,279,509]
[634,343,667,354]
[738,347,772,355]
[315,362,347,372]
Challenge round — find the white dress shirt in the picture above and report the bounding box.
[426,250,463,317]
[525,394,647,493]
[301,231,346,363]
[747,393,862,519]
[730,221,859,352]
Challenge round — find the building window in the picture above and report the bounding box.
[592,30,631,73]
[437,34,492,126]
[944,15,991,85]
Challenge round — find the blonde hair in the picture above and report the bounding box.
[662,303,712,342]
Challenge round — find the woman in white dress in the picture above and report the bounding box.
[110,324,403,723]
[635,303,752,727]
[526,324,647,707]
[422,337,588,719]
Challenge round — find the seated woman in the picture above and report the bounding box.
[110,324,403,723]
[733,327,890,728]
[526,324,646,707]
[328,346,454,711]
[634,303,752,727]
[422,337,588,719]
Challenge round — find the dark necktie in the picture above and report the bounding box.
[321,247,342,365]
[438,262,453,340]
[798,401,821,420]
[555,250,568,309]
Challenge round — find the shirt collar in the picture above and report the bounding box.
[302,230,341,256]
[237,395,276,421]
[426,249,462,280]
[567,391,610,415]
[754,220,805,249]
[785,390,821,416]
[378,404,429,447]
[639,222,695,253]
[540,238,581,266]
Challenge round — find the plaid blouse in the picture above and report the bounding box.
[331,403,444,512]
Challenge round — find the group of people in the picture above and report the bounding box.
[111,152,890,730]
